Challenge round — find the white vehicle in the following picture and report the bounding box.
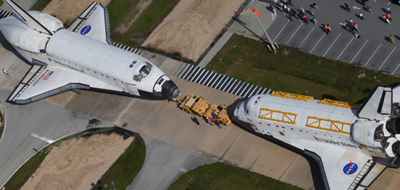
[0,0,180,104]
[233,85,400,190]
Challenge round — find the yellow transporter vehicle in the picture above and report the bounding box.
[178,95,231,125]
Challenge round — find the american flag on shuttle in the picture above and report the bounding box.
[314,137,323,142]
[79,69,85,74]
[42,71,54,80]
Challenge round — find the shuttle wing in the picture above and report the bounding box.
[68,2,112,45]
[8,64,123,104]
[279,137,386,190]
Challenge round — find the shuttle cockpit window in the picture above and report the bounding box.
[133,62,153,82]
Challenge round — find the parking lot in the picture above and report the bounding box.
[265,0,400,76]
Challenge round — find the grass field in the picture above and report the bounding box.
[93,134,146,189]
[30,0,52,11]
[168,162,302,190]
[4,147,49,190]
[108,0,179,47]
[206,34,400,103]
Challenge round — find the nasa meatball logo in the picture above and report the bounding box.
[80,25,92,35]
[343,161,358,175]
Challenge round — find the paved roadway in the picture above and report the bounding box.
[128,136,216,190]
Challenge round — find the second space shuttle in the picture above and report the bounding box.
[0,0,180,104]
[233,85,400,190]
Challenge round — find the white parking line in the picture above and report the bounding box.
[365,43,382,67]
[378,47,396,70]
[336,37,354,60]
[299,27,315,48]
[350,40,368,63]
[273,19,290,42]
[392,64,400,75]
[285,23,303,45]
[323,33,341,56]
[310,33,325,53]
[31,133,55,144]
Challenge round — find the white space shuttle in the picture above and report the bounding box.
[233,85,400,190]
[0,0,180,104]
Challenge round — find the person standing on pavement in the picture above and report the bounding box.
[344,3,350,12]
[359,12,364,20]
[387,6,391,14]
[205,117,214,126]
[367,5,372,13]
[388,13,393,21]
[324,23,331,35]
[303,15,309,24]
[313,17,318,25]
[191,117,200,125]
[2,68,10,76]
[390,34,395,44]
[353,23,360,33]
[349,18,353,24]
[312,3,319,10]
[383,15,391,25]
[301,7,306,16]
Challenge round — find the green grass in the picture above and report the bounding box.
[93,135,146,189]
[4,147,50,190]
[107,0,179,47]
[0,2,3,7]
[30,0,52,11]
[169,162,302,190]
[206,34,400,103]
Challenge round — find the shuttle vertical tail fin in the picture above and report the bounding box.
[3,0,53,35]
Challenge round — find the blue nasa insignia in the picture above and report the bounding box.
[343,162,358,175]
[80,25,92,35]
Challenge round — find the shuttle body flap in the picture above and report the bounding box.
[67,2,112,45]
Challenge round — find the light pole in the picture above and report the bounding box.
[251,8,276,53]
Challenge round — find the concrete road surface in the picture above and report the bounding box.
[0,89,111,187]
[128,135,216,190]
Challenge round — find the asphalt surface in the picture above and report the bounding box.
[0,89,111,187]
[263,0,400,75]
[128,135,216,190]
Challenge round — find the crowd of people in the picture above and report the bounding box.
[269,0,397,42]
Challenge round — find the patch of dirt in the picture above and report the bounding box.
[20,132,134,190]
[142,0,245,62]
[43,0,112,25]
[116,0,152,33]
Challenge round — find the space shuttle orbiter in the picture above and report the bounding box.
[233,85,400,190]
[0,0,180,104]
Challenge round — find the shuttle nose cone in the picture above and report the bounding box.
[161,80,180,100]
